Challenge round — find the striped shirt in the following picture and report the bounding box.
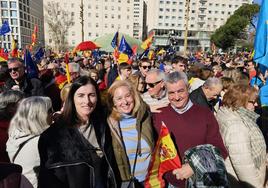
[119,115,151,182]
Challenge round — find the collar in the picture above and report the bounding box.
[171,100,193,114]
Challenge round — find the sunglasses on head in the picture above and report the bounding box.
[8,67,20,73]
[147,80,162,88]
[142,66,151,70]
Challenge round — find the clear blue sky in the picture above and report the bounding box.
[253,0,262,5]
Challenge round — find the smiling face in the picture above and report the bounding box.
[166,80,189,109]
[113,86,134,115]
[74,83,97,122]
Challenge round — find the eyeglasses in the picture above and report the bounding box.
[141,66,151,70]
[8,67,20,73]
[147,80,162,88]
[248,100,257,105]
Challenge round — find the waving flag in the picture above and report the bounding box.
[118,36,133,57]
[111,32,120,60]
[0,48,8,61]
[0,21,11,35]
[253,0,268,71]
[65,53,71,84]
[141,33,154,50]
[24,49,38,79]
[34,47,44,61]
[10,35,18,57]
[31,25,38,46]
[111,31,119,49]
[144,122,181,188]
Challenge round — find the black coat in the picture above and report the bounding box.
[190,86,218,112]
[38,120,118,188]
[4,77,44,97]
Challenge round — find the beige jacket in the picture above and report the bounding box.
[216,107,266,188]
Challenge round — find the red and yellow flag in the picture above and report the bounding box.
[31,25,38,46]
[64,52,71,84]
[145,122,181,188]
[141,32,154,50]
[0,48,8,61]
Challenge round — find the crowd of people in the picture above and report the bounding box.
[0,49,268,188]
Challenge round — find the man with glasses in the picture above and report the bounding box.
[142,69,169,112]
[4,58,44,96]
[153,71,227,188]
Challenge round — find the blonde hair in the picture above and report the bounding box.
[9,96,52,136]
[107,80,141,121]
[60,83,72,102]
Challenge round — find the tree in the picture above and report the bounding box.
[211,4,259,50]
[45,2,74,52]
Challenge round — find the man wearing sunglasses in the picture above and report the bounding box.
[142,69,169,113]
[4,58,44,96]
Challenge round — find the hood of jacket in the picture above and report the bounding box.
[6,128,34,161]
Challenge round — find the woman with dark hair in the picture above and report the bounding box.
[38,76,117,188]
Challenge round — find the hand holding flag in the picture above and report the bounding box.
[145,122,181,188]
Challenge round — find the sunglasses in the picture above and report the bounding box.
[142,66,151,70]
[147,80,162,88]
[8,67,21,72]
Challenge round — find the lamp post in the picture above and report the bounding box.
[184,0,191,56]
[80,0,84,42]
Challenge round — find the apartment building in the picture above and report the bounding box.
[146,0,252,51]
[43,0,145,48]
[0,0,44,50]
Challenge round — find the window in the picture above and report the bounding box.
[71,3,74,8]
[111,14,114,19]
[88,32,91,36]
[71,12,74,16]
[104,24,108,28]
[96,23,99,27]
[1,10,8,17]
[118,15,121,19]
[126,25,129,29]
[111,6,114,10]
[96,13,99,18]
[72,31,75,36]
[159,8,163,11]
[1,1,8,8]
[105,14,108,18]
[159,15,163,19]
[111,24,114,28]
[10,1,17,8]
[11,18,17,25]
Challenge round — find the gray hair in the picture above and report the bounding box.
[0,90,24,119]
[9,96,52,136]
[203,77,223,89]
[165,71,188,86]
[147,69,165,81]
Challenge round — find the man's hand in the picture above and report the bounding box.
[150,102,169,113]
[172,163,194,180]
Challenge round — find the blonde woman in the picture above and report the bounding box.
[106,80,156,187]
[6,96,52,188]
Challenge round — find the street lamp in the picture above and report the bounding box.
[184,0,191,56]
[80,0,84,42]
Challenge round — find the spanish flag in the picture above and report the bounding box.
[64,52,71,84]
[31,25,38,46]
[141,33,154,50]
[0,48,8,61]
[145,122,181,188]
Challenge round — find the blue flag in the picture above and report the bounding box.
[34,47,44,61]
[111,31,119,49]
[118,36,133,57]
[24,49,38,79]
[0,21,11,35]
[139,48,149,59]
[253,0,268,71]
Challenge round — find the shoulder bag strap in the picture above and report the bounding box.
[12,135,39,162]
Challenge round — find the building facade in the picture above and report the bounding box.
[146,0,252,51]
[43,0,145,49]
[0,0,44,50]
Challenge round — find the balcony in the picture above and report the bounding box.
[199,0,207,3]
[199,6,207,11]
